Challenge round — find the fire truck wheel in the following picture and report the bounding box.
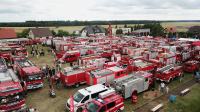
[75,83,80,88]
[77,108,83,112]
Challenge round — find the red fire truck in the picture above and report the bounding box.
[0,48,12,62]
[83,90,124,112]
[86,66,127,85]
[56,50,80,63]
[0,58,27,111]
[13,57,44,90]
[58,66,86,87]
[14,47,28,57]
[155,65,183,83]
[103,62,117,68]
[183,60,199,73]
[120,58,156,73]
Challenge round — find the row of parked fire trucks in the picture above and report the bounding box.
[0,42,44,111]
[1,36,200,112]
[40,36,200,112]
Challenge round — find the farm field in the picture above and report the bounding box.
[25,45,197,112]
[1,22,200,34]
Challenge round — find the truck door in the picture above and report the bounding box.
[143,77,149,90]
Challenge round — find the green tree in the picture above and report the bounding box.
[187,26,200,38]
[143,23,165,37]
[17,29,29,38]
[51,30,56,36]
[116,29,123,35]
[56,30,69,37]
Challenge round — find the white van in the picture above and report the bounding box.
[66,84,114,112]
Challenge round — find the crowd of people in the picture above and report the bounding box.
[31,44,45,58]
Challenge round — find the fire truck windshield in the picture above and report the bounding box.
[87,102,100,112]
[73,92,84,103]
[26,74,42,81]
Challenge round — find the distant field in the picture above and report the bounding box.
[161,22,200,32]
[1,22,200,33]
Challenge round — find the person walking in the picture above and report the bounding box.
[166,85,169,94]
[160,82,165,93]
[51,66,56,76]
[32,50,35,57]
[45,65,50,78]
[35,50,39,59]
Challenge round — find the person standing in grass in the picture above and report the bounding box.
[166,85,169,94]
[160,82,165,93]
[51,66,56,76]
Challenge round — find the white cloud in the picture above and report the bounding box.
[0,0,200,22]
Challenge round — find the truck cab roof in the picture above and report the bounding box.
[63,67,85,76]
[90,69,113,78]
[107,66,124,72]
[0,69,22,96]
[78,84,109,96]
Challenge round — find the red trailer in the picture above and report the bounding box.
[183,60,199,73]
[155,65,183,83]
[86,66,127,85]
[120,58,157,73]
[58,67,86,87]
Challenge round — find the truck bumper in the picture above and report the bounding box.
[1,104,27,112]
[27,83,43,90]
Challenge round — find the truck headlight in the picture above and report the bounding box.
[15,95,20,99]
[1,99,7,103]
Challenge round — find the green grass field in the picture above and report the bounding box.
[165,83,200,112]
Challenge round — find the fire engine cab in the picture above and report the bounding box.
[13,57,44,90]
[66,84,114,112]
[155,65,183,83]
[0,48,12,62]
[84,90,124,112]
[0,58,27,111]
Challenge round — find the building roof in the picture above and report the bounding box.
[30,28,53,37]
[81,25,106,35]
[0,28,17,39]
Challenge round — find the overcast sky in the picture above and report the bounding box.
[0,0,200,22]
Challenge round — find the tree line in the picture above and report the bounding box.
[0,20,158,27]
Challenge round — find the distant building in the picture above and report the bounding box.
[29,28,53,38]
[132,29,150,36]
[112,27,132,35]
[0,28,17,40]
[80,26,106,37]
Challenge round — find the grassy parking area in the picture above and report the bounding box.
[165,84,200,112]
[25,45,196,112]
